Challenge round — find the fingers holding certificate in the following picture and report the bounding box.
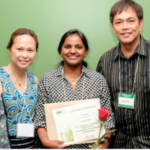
[34,29,115,149]
[36,127,70,149]
[45,99,105,145]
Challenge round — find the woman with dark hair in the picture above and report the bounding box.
[0,28,39,148]
[34,29,115,149]
[57,29,89,67]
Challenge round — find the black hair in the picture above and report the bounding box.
[110,0,143,23]
[58,29,89,67]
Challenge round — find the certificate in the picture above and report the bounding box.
[52,99,105,145]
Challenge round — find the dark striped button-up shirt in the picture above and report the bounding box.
[96,36,150,148]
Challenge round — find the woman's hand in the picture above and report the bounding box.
[44,140,69,149]
[89,139,109,149]
[37,127,69,149]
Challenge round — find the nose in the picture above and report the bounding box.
[70,47,76,54]
[22,50,27,58]
[122,22,128,29]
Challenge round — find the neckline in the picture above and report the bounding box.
[66,73,83,93]
[2,66,28,96]
[55,65,90,79]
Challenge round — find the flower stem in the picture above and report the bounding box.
[98,121,103,143]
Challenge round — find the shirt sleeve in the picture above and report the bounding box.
[99,75,115,130]
[96,54,104,75]
[34,75,49,130]
[96,54,115,129]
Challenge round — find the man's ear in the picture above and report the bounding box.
[111,23,115,34]
[139,19,143,32]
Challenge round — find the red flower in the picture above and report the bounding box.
[98,109,109,121]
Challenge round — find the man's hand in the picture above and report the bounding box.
[89,139,109,149]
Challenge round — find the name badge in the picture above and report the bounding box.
[118,93,135,109]
[17,123,34,137]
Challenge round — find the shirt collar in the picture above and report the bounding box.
[113,35,146,60]
[54,65,91,79]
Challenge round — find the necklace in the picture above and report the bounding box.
[62,70,85,100]
[66,72,82,85]
[70,80,77,85]
[65,72,82,79]
[9,64,26,90]
[9,64,33,123]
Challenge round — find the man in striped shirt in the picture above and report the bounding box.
[97,0,150,148]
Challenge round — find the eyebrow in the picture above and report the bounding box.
[115,17,135,21]
[64,43,83,45]
[16,45,35,49]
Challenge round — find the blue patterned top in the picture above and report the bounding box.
[0,67,37,136]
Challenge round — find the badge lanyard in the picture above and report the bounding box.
[9,64,34,137]
[118,45,140,94]
[9,65,33,123]
[16,78,34,137]
[118,43,140,109]
[16,78,35,137]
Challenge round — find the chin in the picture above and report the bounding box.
[65,62,82,67]
[120,36,138,44]
[20,62,33,67]
[18,64,30,69]
[120,39,134,44]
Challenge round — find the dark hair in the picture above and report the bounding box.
[7,28,39,51]
[58,29,89,67]
[110,0,143,23]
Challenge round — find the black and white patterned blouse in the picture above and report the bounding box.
[34,65,115,149]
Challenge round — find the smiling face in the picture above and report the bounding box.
[9,34,36,69]
[60,34,88,67]
[111,7,143,46]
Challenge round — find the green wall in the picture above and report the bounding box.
[0,0,150,79]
